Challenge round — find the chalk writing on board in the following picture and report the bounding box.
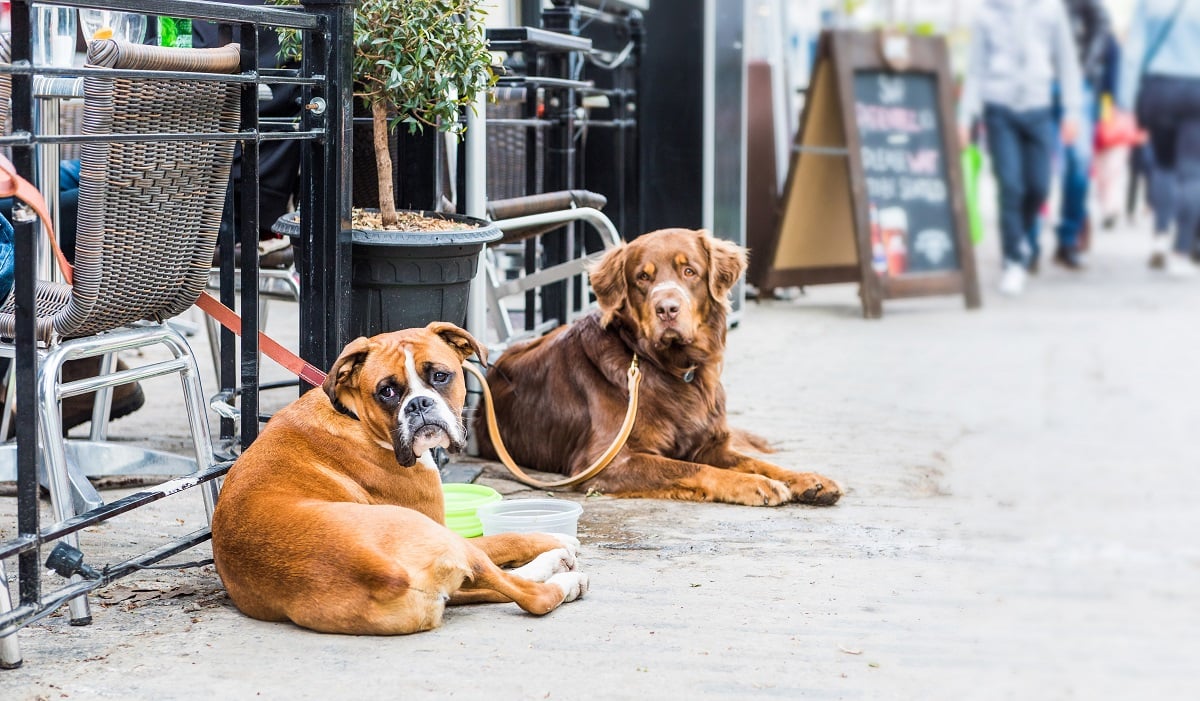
[855,71,959,276]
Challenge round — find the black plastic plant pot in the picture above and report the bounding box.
[273,210,502,336]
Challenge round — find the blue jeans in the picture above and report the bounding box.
[1138,75,1200,255]
[984,104,1057,266]
[0,213,13,301]
[1055,83,1097,250]
[0,159,80,263]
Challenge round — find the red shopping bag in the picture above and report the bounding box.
[1095,109,1146,151]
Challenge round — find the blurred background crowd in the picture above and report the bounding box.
[748,0,1194,297]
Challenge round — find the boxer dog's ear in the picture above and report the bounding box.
[323,336,371,406]
[427,322,487,366]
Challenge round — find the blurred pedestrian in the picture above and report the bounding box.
[959,0,1083,296]
[1053,0,1111,269]
[1119,0,1200,276]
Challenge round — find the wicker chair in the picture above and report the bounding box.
[0,39,241,626]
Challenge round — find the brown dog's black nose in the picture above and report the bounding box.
[405,395,435,416]
[656,298,680,322]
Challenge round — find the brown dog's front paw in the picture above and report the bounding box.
[789,474,842,506]
[728,475,791,506]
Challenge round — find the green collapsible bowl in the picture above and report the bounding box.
[442,483,502,538]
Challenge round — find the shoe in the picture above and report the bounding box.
[3,358,145,437]
[1150,235,1171,269]
[59,357,146,432]
[998,263,1027,296]
[1026,257,1040,275]
[1164,252,1198,278]
[1053,246,1085,270]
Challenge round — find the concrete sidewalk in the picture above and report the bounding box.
[2,217,1198,700]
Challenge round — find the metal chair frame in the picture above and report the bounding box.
[0,37,242,661]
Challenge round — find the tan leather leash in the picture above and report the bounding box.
[463,356,641,489]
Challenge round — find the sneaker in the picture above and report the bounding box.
[999,263,1027,296]
[1164,252,1198,278]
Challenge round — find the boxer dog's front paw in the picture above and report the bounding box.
[510,547,577,582]
[548,571,589,602]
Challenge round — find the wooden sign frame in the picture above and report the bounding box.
[761,30,981,318]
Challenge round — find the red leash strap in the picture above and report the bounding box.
[0,155,72,284]
[196,291,328,386]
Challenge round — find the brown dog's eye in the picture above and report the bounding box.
[431,371,451,385]
[377,385,397,401]
[637,271,651,282]
[683,267,697,278]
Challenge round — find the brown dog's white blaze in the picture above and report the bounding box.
[590,228,746,350]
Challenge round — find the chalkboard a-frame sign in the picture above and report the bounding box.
[762,30,981,318]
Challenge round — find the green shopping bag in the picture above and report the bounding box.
[961,144,984,245]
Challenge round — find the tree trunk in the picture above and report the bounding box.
[372,100,398,227]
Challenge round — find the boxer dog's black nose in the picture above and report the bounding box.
[405,395,435,416]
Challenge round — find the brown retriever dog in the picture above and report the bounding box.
[475,228,842,506]
[212,324,588,635]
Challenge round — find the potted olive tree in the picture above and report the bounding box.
[274,0,502,334]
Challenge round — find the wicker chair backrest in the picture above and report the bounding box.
[53,39,241,338]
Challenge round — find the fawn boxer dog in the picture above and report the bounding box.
[211,323,588,635]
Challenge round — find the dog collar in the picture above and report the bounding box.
[332,398,360,421]
[615,326,699,384]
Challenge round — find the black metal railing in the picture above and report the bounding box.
[0,0,352,648]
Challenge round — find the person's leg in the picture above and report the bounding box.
[1169,82,1200,266]
[1138,77,1180,268]
[1055,83,1096,262]
[984,105,1028,267]
[58,160,80,263]
[1018,107,1057,269]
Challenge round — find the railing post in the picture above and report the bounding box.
[9,0,39,616]
[299,0,354,377]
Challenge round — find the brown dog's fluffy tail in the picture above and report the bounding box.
[730,428,774,454]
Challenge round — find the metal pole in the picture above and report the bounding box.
[464,11,488,341]
[299,0,354,378]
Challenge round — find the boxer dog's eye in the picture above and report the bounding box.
[376,385,398,401]
[431,371,451,385]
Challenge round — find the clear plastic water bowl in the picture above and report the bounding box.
[475,498,584,537]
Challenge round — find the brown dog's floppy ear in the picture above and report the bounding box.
[323,336,371,404]
[427,321,487,366]
[700,230,747,309]
[588,243,628,327]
